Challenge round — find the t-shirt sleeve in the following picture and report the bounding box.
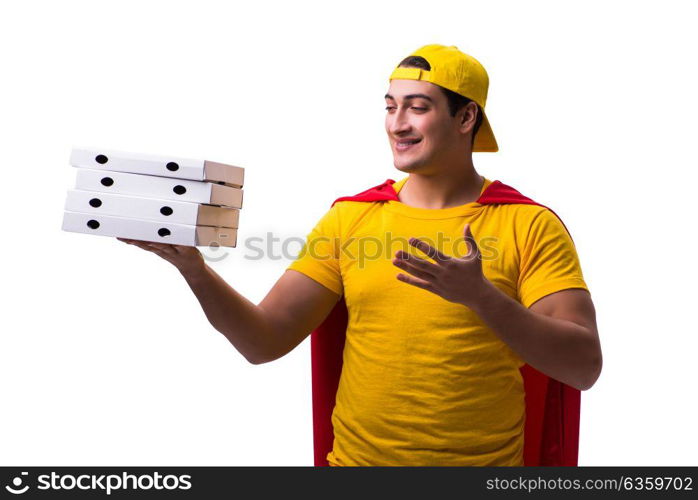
[286,203,344,297]
[517,207,589,308]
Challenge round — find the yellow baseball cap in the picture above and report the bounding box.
[389,44,498,152]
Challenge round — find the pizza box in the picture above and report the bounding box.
[64,189,240,228]
[70,148,244,188]
[62,211,237,247]
[74,168,243,209]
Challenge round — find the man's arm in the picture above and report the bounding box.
[182,267,340,364]
[118,238,340,365]
[391,224,602,391]
[472,285,602,391]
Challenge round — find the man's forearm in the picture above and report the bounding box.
[179,264,275,364]
[470,281,601,391]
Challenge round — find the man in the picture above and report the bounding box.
[119,44,602,467]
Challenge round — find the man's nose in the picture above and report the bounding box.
[389,108,411,135]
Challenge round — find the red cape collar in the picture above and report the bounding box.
[332,178,537,206]
[332,178,570,237]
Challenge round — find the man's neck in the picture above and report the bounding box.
[397,169,485,210]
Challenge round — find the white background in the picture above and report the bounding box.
[1,0,696,466]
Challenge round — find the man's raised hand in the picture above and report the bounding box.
[392,223,490,308]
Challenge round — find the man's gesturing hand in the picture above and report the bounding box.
[117,237,206,277]
[392,223,489,308]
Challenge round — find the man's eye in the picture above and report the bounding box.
[384,106,427,111]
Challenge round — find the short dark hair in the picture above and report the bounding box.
[398,55,483,146]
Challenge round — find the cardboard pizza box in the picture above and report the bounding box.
[62,211,237,247]
[70,148,244,188]
[64,189,240,229]
[74,168,243,209]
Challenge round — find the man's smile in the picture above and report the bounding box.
[394,138,422,151]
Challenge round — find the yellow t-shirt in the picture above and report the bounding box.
[287,176,588,466]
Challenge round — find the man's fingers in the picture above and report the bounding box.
[147,242,179,255]
[393,250,438,277]
[396,273,436,293]
[462,223,480,260]
[118,237,179,255]
[393,258,435,282]
[408,237,450,263]
[169,244,189,254]
[121,239,150,249]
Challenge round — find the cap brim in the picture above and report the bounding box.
[473,109,498,152]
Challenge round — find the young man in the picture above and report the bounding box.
[119,44,602,467]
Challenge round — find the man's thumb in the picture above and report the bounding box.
[463,223,479,259]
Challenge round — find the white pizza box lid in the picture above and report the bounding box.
[74,168,243,209]
[71,148,244,188]
[62,211,237,248]
[64,189,239,229]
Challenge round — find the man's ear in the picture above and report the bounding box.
[459,102,478,130]
[460,105,470,124]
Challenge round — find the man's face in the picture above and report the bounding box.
[384,79,465,174]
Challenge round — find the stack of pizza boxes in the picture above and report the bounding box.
[62,148,244,247]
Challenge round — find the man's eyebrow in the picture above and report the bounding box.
[384,93,434,103]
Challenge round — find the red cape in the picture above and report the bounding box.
[311,179,580,466]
